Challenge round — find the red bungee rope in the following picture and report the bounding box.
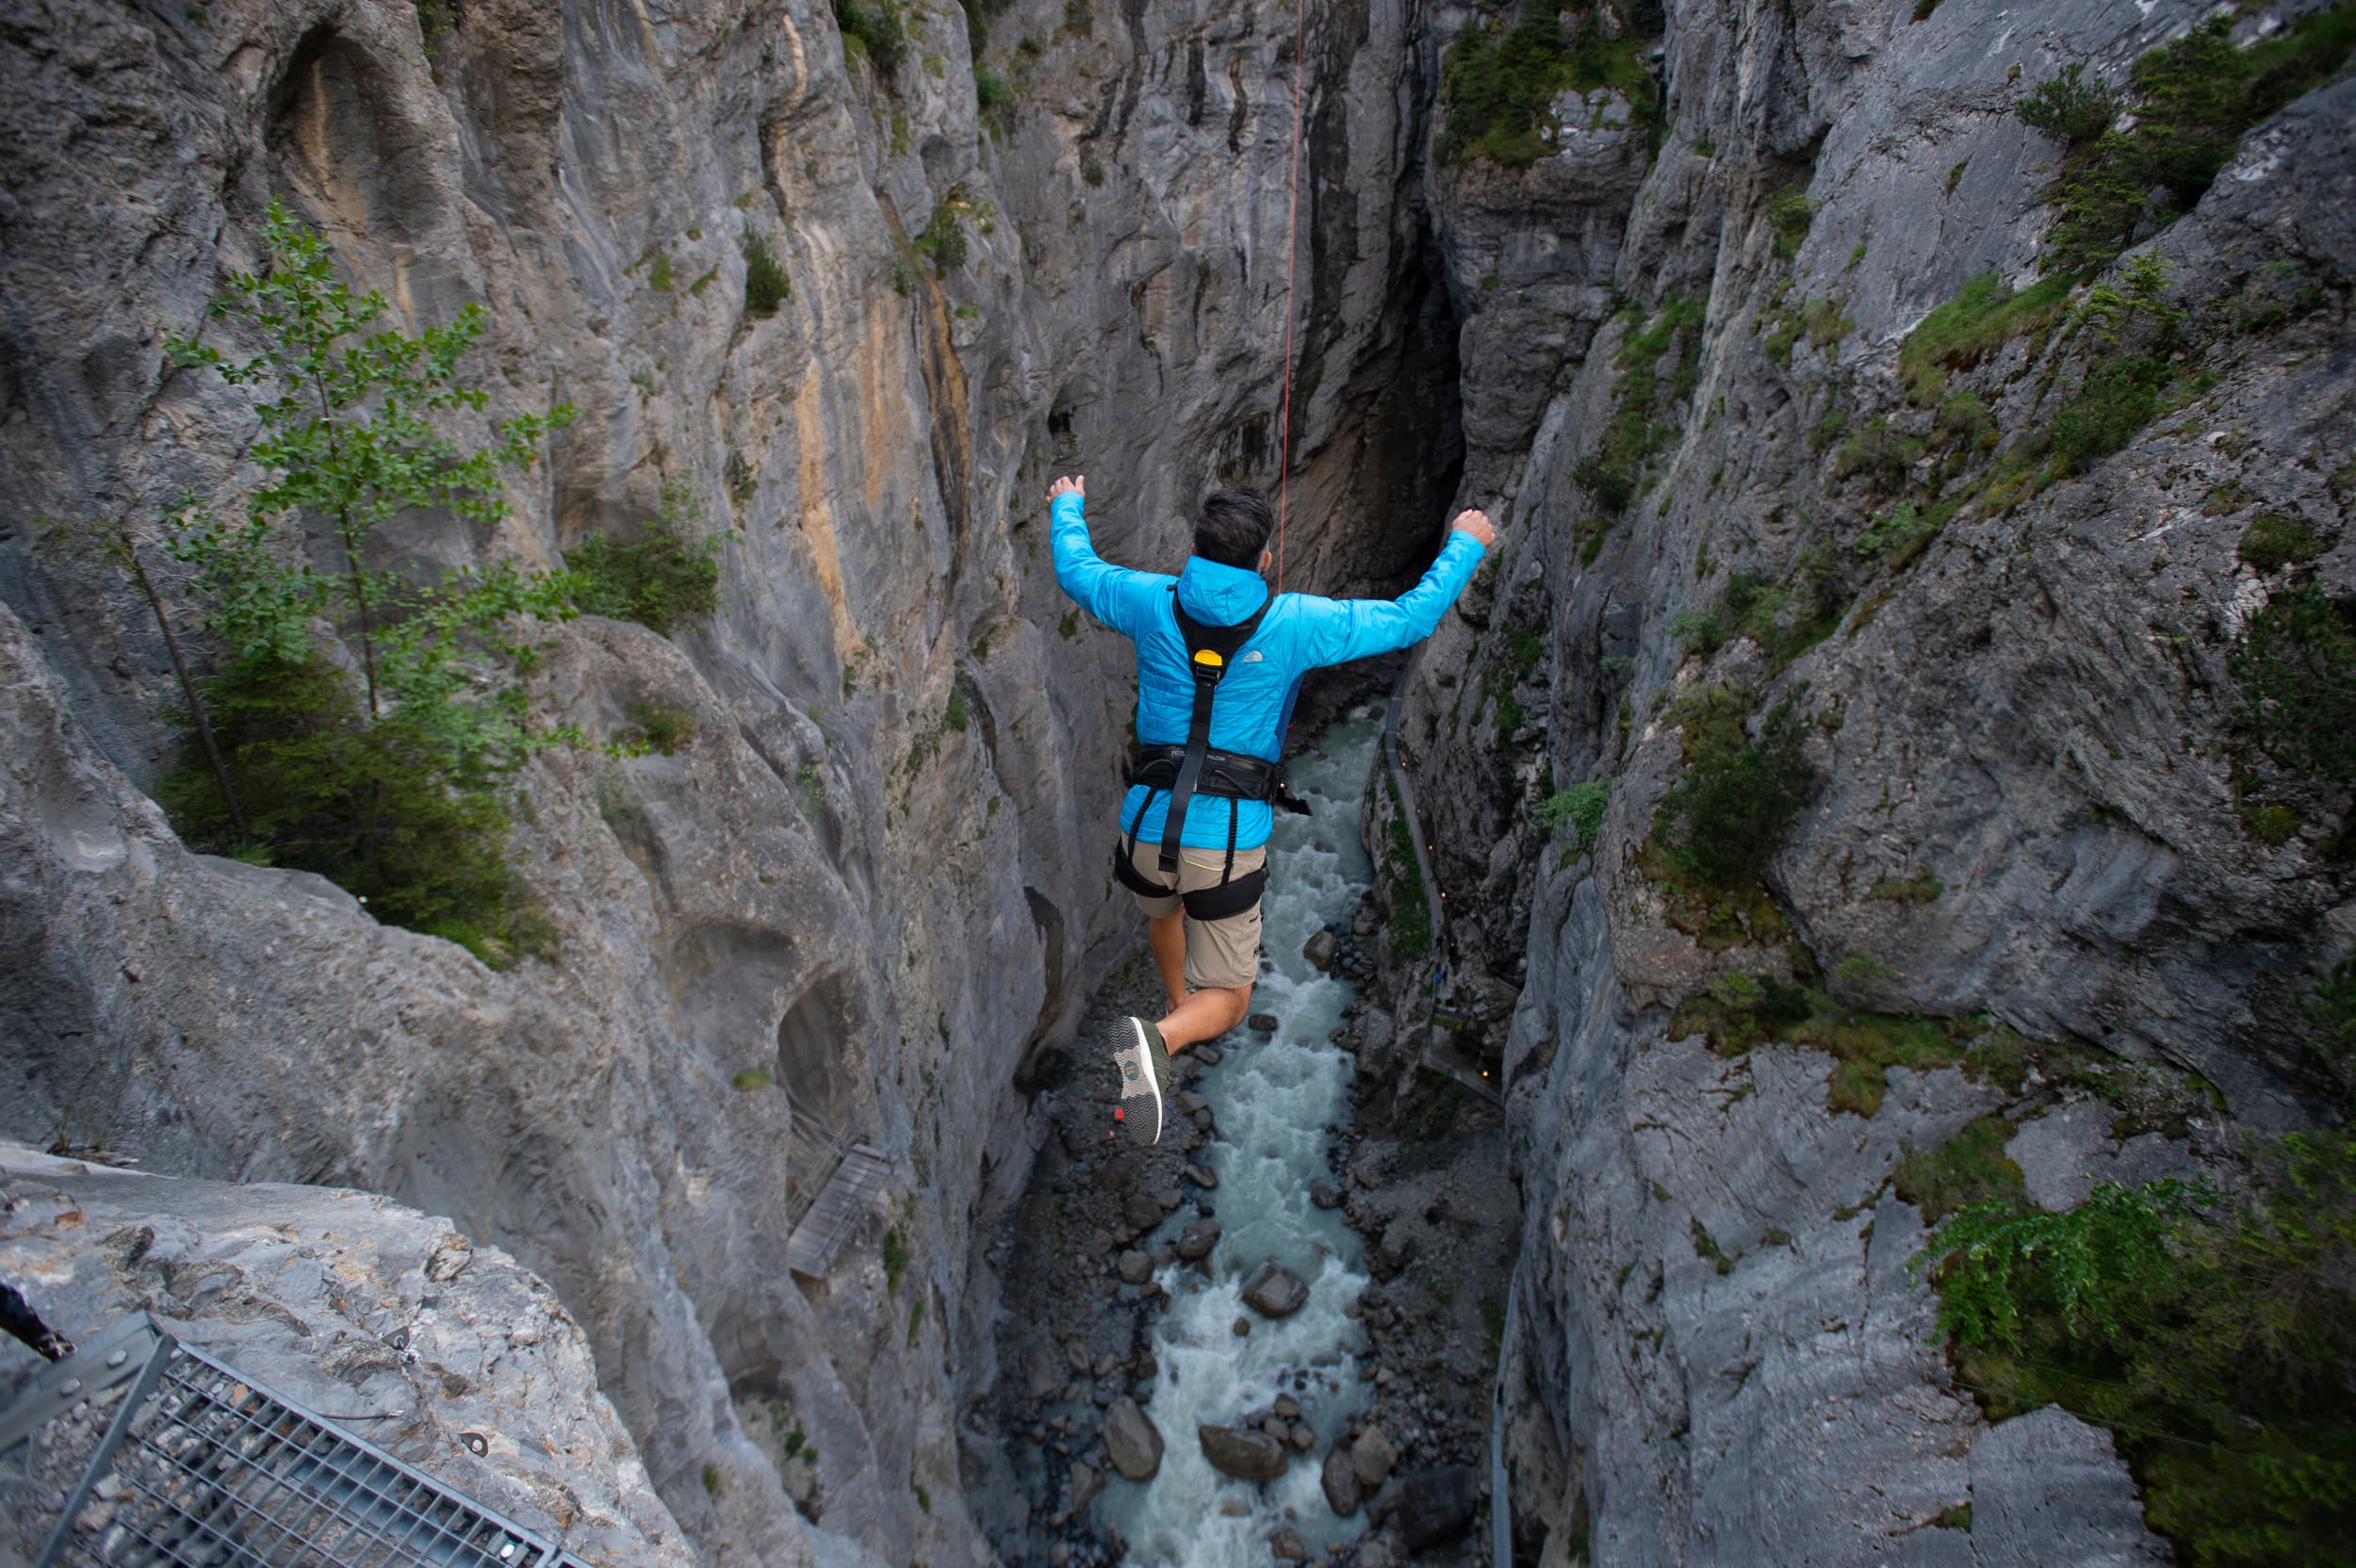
[1275,0,1308,593]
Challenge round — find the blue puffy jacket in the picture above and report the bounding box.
[1051,491,1487,851]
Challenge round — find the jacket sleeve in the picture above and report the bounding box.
[1050,491,1162,637]
[1296,530,1487,667]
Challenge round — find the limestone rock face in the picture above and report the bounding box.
[0,0,1461,1563]
[0,1145,693,1568]
[1383,0,2356,1564]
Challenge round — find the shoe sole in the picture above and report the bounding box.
[1113,1019,1164,1147]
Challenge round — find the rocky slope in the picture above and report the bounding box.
[0,0,1462,1563]
[1383,0,2355,1562]
[0,1142,692,1568]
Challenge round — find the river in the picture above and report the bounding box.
[1095,709,1383,1564]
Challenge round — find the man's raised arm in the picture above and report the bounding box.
[1301,508,1498,667]
[1048,475,1157,635]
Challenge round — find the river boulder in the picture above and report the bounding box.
[1320,1446,1361,1516]
[1175,1217,1221,1261]
[1373,1465,1480,1551]
[1197,1424,1289,1480]
[1242,1260,1310,1317]
[1102,1397,1164,1481]
[1350,1424,1399,1489]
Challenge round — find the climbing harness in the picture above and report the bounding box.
[1274,0,1309,592]
[1111,588,1307,920]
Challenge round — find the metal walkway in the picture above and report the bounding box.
[782,1128,891,1280]
[2,1315,598,1568]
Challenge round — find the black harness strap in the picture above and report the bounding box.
[1158,588,1270,875]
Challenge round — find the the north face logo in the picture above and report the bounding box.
[1240,650,1265,662]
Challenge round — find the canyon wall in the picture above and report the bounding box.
[1386,0,2354,1560]
[0,0,1458,1561]
[4,0,2351,1562]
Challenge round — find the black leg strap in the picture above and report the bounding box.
[1182,864,1267,922]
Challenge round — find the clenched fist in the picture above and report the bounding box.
[1450,508,1497,548]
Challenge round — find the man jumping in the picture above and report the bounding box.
[1048,474,1497,1144]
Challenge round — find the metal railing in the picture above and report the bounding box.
[4,1315,597,1568]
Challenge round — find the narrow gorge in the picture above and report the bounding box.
[0,2,2348,1567]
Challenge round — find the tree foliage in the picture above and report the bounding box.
[1915,1135,2356,1565]
[1652,690,1818,892]
[159,200,577,964]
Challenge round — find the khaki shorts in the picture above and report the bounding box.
[1124,838,1267,993]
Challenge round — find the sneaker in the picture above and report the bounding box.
[1110,1016,1170,1147]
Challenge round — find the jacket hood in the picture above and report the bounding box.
[1175,555,1271,626]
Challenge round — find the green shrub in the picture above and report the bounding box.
[2228,583,2356,791]
[1894,1115,2026,1222]
[744,230,790,318]
[1652,690,1818,892]
[1933,390,1994,449]
[2014,62,2117,147]
[568,488,723,637]
[1383,773,1432,958]
[1574,452,1635,514]
[1832,416,1924,487]
[624,700,695,756]
[1439,0,1657,166]
[159,653,545,968]
[1868,869,1944,903]
[1765,188,1813,258]
[1710,553,1845,666]
[1539,778,1612,851]
[973,64,1012,114]
[1915,1135,2356,1566]
[1855,500,1943,569]
[2241,798,2300,845]
[916,203,968,275]
[834,0,906,78]
[1898,272,2073,405]
[1575,296,1703,513]
[883,1224,908,1294]
[2040,11,2356,276]
[1670,977,1969,1115]
[1671,970,1813,1054]
[2049,356,2164,470]
[1832,948,1898,996]
[2238,514,2326,573]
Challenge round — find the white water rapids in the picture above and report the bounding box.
[1096,709,1383,1564]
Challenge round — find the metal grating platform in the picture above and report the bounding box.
[782,1140,890,1279]
[3,1315,597,1568]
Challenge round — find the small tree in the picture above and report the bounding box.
[169,199,573,718]
[155,200,580,963]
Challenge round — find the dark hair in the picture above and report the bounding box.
[1194,488,1275,569]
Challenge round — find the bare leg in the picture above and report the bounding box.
[1157,985,1252,1054]
[1147,911,1188,1014]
